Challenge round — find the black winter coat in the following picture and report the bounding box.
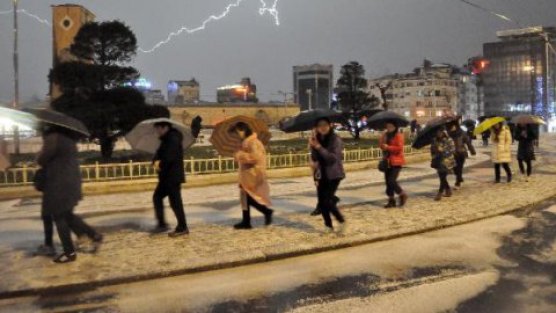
[449,129,476,158]
[38,132,82,215]
[515,126,536,161]
[154,128,185,185]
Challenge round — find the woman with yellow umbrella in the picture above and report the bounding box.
[210,116,273,229]
[475,117,512,183]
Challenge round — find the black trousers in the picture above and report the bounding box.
[518,159,532,176]
[494,163,512,182]
[384,166,403,197]
[454,155,466,184]
[153,182,188,231]
[244,194,272,223]
[317,179,344,228]
[53,211,98,254]
[437,171,450,193]
[42,213,54,247]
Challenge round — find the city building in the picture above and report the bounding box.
[168,79,200,105]
[454,69,480,120]
[125,78,165,105]
[50,4,96,99]
[217,77,257,103]
[293,64,334,111]
[483,26,556,123]
[368,61,460,124]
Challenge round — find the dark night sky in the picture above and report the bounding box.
[0,0,555,103]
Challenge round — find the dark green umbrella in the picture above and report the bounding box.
[366,111,410,130]
[412,116,457,149]
[279,109,346,133]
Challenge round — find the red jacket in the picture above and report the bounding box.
[379,132,406,167]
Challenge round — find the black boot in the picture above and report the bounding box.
[234,209,252,230]
[384,197,396,208]
[264,209,274,226]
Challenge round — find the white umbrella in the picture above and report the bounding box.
[126,118,195,154]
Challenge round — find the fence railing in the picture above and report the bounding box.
[0,145,421,187]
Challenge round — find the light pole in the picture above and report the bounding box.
[12,0,20,155]
[306,89,313,111]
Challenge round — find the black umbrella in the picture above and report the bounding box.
[25,108,90,137]
[279,109,346,133]
[412,116,457,149]
[366,111,410,130]
[462,119,476,129]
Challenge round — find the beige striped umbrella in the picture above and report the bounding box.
[209,116,271,157]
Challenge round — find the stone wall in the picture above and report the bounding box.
[169,103,300,127]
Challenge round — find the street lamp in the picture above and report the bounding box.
[12,0,20,155]
[306,89,313,111]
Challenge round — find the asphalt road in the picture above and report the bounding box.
[2,200,554,313]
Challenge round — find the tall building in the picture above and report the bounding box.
[483,26,556,120]
[293,64,334,111]
[454,70,479,120]
[216,77,257,103]
[51,4,95,99]
[368,61,459,124]
[168,79,200,105]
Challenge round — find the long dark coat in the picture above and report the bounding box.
[154,128,185,186]
[311,133,345,181]
[37,132,82,215]
[515,126,536,161]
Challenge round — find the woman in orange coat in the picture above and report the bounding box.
[231,122,273,229]
[379,122,408,208]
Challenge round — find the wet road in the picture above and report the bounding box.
[2,200,555,312]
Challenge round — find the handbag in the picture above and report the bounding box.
[33,168,46,192]
[378,159,390,172]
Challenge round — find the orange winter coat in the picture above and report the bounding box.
[234,134,271,208]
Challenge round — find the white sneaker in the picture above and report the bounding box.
[322,226,334,235]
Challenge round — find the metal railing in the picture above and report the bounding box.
[0,145,420,187]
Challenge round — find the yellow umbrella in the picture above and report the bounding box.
[473,117,506,136]
[209,116,271,157]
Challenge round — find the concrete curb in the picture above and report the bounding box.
[1,190,553,300]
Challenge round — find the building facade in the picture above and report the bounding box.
[455,71,480,120]
[293,64,334,111]
[483,26,556,120]
[216,77,257,103]
[369,62,460,124]
[51,4,95,99]
[168,79,200,105]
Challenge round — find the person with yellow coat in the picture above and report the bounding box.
[491,122,513,183]
[231,122,273,230]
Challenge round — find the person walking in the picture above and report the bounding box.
[152,121,189,237]
[482,130,490,147]
[379,122,408,208]
[515,123,536,182]
[491,122,513,183]
[448,121,476,189]
[37,125,102,263]
[231,122,273,229]
[430,128,456,201]
[310,118,346,233]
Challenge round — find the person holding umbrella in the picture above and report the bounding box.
[448,121,476,189]
[367,111,410,208]
[230,122,273,229]
[37,122,103,263]
[514,123,538,182]
[309,118,346,233]
[430,128,456,201]
[491,122,513,183]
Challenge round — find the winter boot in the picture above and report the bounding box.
[384,197,396,208]
[398,193,408,207]
[434,193,443,201]
[264,209,274,226]
[234,209,252,230]
[444,188,453,198]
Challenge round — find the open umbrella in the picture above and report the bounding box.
[210,116,271,157]
[473,117,506,136]
[126,118,195,154]
[25,108,90,137]
[0,106,37,128]
[462,119,476,129]
[511,115,546,125]
[366,111,409,130]
[412,116,457,149]
[279,109,345,133]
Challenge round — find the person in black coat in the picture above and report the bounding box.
[514,123,537,181]
[152,122,189,237]
[448,122,476,188]
[38,125,102,263]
